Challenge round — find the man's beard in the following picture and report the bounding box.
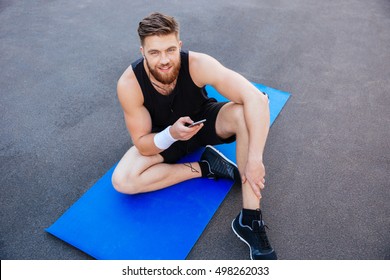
[145,57,181,85]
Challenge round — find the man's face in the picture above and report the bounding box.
[141,33,182,85]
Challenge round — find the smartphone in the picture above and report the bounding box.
[187,119,206,127]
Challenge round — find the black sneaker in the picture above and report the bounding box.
[200,145,240,181]
[231,210,277,260]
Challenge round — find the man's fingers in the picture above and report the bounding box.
[180,123,204,140]
[194,123,204,131]
[254,185,262,199]
[181,116,193,124]
[251,180,265,197]
[246,179,262,199]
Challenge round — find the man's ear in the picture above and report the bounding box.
[140,46,145,57]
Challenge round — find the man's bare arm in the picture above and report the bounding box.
[117,67,161,156]
[189,52,270,194]
[190,52,270,155]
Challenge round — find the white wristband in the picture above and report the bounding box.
[154,126,177,150]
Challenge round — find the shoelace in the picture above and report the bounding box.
[257,223,271,250]
[253,212,272,250]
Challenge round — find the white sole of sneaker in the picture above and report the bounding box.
[231,219,254,260]
[205,145,238,168]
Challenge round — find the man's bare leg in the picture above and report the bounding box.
[216,102,277,260]
[204,99,276,260]
[112,146,201,194]
[216,103,262,209]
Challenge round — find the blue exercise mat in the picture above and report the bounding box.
[46,83,290,260]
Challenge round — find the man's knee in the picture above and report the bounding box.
[231,104,245,125]
[217,103,246,137]
[111,146,151,195]
[226,104,246,132]
[111,169,142,195]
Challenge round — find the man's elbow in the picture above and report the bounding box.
[246,88,269,105]
[259,91,269,105]
[138,148,156,157]
[133,141,159,157]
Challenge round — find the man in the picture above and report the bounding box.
[112,12,277,260]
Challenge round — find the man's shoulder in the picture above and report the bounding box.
[118,65,138,91]
[117,65,143,103]
[188,51,223,87]
[188,50,211,64]
[188,51,222,71]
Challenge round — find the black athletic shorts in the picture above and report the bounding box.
[160,101,236,163]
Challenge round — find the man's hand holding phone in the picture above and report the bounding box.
[170,117,206,141]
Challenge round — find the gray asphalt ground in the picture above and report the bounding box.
[1,0,389,260]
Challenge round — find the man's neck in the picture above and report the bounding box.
[150,79,177,95]
[146,69,177,95]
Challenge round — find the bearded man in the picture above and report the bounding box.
[112,12,276,260]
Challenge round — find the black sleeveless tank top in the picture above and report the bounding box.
[132,51,214,133]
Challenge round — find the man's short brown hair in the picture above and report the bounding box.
[138,12,180,46]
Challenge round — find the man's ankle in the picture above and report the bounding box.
[241,208,262,227]
[198,160,211,178]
